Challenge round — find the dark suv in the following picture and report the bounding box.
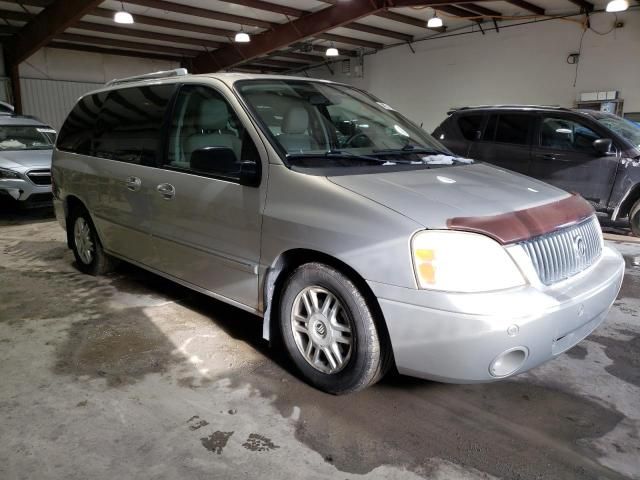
[433,105,640,235]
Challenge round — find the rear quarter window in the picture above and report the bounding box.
[57,92,106,155]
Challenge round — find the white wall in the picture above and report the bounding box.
[18,47,179,129]
[307,10,640,132]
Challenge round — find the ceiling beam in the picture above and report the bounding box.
[125,0,272,29]
[505,0,545,15]
[317,33,383,50]
[48,41,185,62]
[566,0,594,12]
[57,33,197,57]
[191,0,391,73]
[90,7,237,38]
[5,0,103,64]
[458,3,503,16]
[73,21,223,49]
[435,5,482,18]
[268,51,324,63]
[343,23,413,42]
[214,0,305,17]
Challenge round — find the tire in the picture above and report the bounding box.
[278,262,390,395]
[630,199,640,237]
[69,207,115,275]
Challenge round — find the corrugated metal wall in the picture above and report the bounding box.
[19,77,102,130]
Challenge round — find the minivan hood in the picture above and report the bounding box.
[0,149,52,170]
[328,163,569,229]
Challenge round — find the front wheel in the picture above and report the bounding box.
[69,207,115,275]
[278,262,390,395]
[630,199,640,237]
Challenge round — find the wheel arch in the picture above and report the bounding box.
[63,194,89,248]
[262,248,394,366]
[613,183,640,221]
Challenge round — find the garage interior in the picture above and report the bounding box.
[1,1,640,479]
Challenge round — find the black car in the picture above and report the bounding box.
[433,105,640,235]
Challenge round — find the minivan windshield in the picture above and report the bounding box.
[594,113,640,150]
[236,79,469,168]
[0,125,55,151]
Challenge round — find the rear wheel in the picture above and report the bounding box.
[69,207,114,275]
[630,199,640,237]
[279,262,390,395]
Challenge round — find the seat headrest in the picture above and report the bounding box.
[199,99,229,130]
[281,106,309,135]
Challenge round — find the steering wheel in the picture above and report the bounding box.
[343,132,373,149]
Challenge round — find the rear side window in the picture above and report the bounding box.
[93,84,176,165]
[457,114,484,141]
[484,114,532,145]
[57,92,106,155]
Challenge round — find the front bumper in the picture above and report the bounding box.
[0,177,52,203]
[369,245,625,383]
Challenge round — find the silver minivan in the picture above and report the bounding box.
[53,69,625,394]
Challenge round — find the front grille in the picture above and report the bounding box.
[27,169,51,185]
[519,215,602,285]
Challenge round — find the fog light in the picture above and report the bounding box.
[489,347,528,377]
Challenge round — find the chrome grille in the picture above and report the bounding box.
[520,216,602,285]
[27,169,51,185]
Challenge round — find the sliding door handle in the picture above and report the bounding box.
[156,183,175,200]
[125,176,141,191]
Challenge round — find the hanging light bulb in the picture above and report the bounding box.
[606,0,628,12]
[235,26,250,43]
[427,12,443,29]
[114,2,134,24]
[325,44,339,57]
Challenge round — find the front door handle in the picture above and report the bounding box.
[539,153,557,160]
[125,176,141,191]
[156,183,175,200]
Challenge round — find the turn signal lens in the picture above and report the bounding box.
[411,230,526,292]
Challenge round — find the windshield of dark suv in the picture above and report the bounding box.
[0,125,55,151]
[236,79,471,169]
[593,113,640,150]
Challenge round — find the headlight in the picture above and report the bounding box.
[411,230,526,292]
[0,167,21,179]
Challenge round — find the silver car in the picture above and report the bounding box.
[0,115,56,206]
[52,70,625,394]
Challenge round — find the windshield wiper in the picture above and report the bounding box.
[287,150,417,165]
[372,144,446,155]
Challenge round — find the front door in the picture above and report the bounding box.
[149,84,266,310]
[467,112,533,174]
[529,114,619,207]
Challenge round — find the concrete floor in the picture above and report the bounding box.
[1,208,639,480]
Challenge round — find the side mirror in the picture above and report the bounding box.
[239,161,260,187]
[190,146,238,174]
[593,138,614,156]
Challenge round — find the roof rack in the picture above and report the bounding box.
[447,104,571,115]
[106,68,188,87]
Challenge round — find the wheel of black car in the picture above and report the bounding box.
[70,207,114,275]
[630,199,640,237]
[279,262,390,395]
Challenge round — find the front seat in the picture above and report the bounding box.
[185,99,242,163]
[276,106,319,153]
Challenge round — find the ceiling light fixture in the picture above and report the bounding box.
[326,44,339,57]
[235,26,250,43]
[605,0,629,12]
[114,2,134,24]
[427,12,443,29]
